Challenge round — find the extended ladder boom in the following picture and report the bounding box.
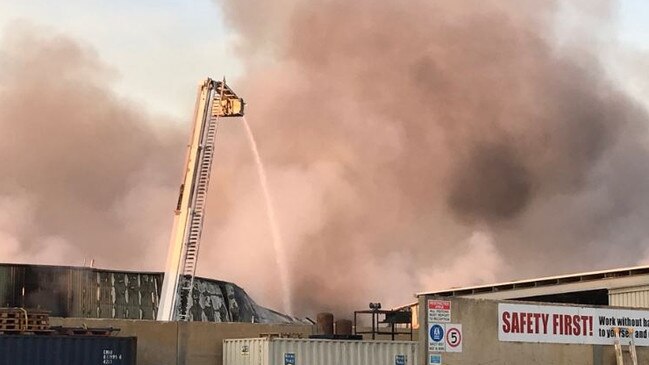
[157,78,244,321]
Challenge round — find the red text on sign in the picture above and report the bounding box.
[552,314,593,336]
[501,311,549,334]
[501,311,593,336]
[428,300,451,310]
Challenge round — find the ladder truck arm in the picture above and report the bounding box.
[157,78,244,321]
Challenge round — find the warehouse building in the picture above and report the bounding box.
[414,265,649,364]
[0,263,295,324]
[416,295,649,364]
[418,265,649,307]
[403,265,649,329]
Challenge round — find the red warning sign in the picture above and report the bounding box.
[428,300,451,323]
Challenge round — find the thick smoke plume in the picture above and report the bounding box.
[3,1,649,319]
[0,25,184,269]
[209,0,649,315]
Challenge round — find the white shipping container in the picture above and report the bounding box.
[223,338,419,365]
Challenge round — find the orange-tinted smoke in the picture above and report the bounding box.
[0,25,185,269]
[210,0,649,316]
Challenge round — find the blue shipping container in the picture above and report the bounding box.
[0,335,136,365]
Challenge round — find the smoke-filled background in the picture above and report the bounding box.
[0,25,183,267]
[2,1,649,316]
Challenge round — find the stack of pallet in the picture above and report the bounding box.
[0,308,51,334]
[50,326,119,336]
[259,332,305,339]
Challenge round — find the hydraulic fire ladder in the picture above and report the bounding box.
[157,78,244,321]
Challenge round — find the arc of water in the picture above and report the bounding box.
[241,116,293,315]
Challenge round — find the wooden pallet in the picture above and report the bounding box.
[0,325,49,331]
[0,329,55,336]
[259,332,304,339]
[50,326,120,336]
[0,308,50,334]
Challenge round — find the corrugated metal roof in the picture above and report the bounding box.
[416,264,649,299]
[609,286,649,308]
[0,262,161,276]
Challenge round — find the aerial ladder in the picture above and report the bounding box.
[157,78,244,321]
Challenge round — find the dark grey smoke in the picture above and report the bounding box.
[448,144,533,222]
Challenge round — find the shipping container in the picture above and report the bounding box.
[223,338,419,365]
[0,335,136,365]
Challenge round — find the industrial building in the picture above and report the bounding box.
[0,263,296,324]
[418,265,649,307]
[416,295,649,364]
[413,265,649,364]
[5,263,649,364]
[401,265,649,330]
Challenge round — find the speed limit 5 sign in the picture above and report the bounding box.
[445,324,462,352]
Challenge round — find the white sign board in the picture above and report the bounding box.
[428,322,464,354]
[428,300,451,323]
[445,324,462,352]
[499,303,649,345]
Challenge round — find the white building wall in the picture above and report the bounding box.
[609,286,649,308]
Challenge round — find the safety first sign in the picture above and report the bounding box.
[499,303,649,345]
[428,323,463,353]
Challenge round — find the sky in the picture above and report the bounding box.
[618,0,649,48]
[1,0,647,120]
[0,0,243,121]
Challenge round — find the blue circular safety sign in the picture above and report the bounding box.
[429,324,444,342]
